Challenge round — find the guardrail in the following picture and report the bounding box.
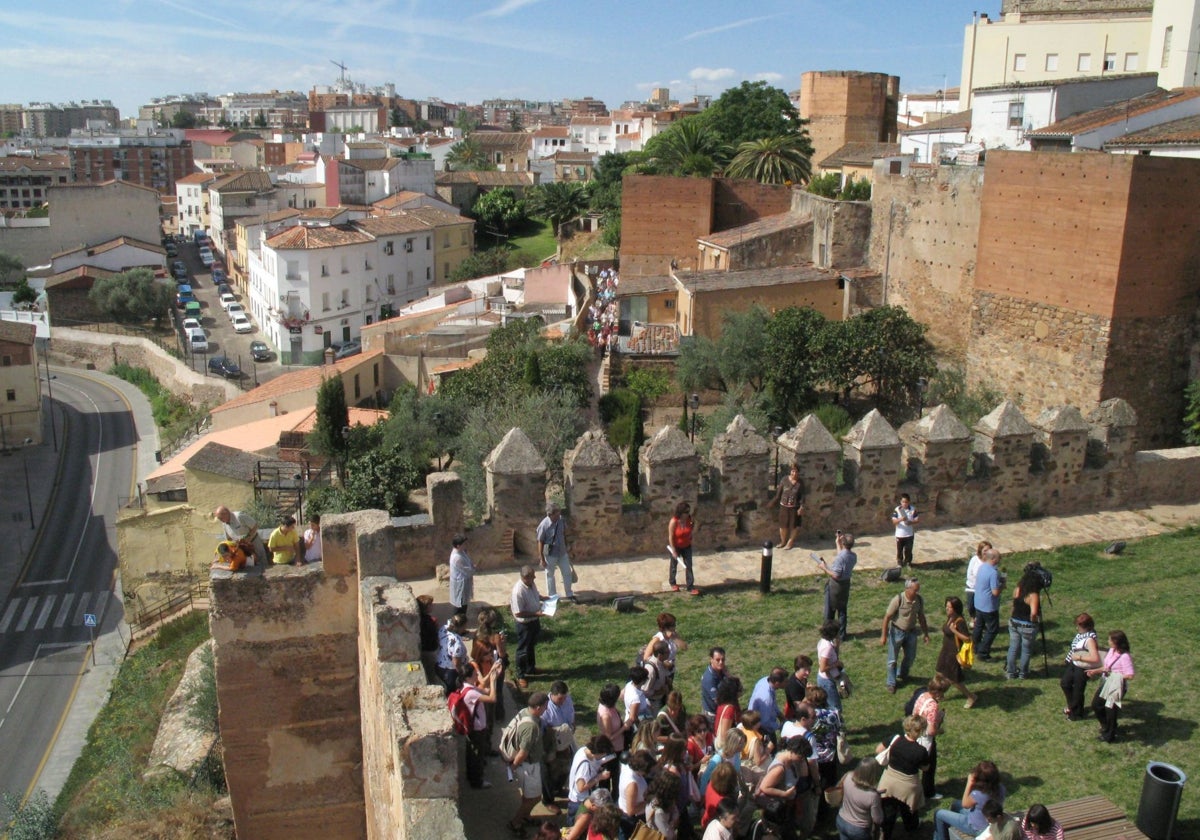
[127,580,209,640]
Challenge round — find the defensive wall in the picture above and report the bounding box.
[798,70,900,170]
[207,397,1200,837]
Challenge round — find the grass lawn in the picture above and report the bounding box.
[507,217,557,267]
[535,529,1199,837]
[53,612,223,839]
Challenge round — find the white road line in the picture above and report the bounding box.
[72,592,92,626]
[33,595,56,631]
[54,593,75,628]
[18,579,70,588]
[0,642,84,734]
[0,600,19,633]
[15,598,38,632]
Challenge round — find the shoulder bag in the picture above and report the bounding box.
[875,734,900,767]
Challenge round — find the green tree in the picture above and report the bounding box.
[254,109,268,128]
[0,250,24,286]
[509,111,524,132]
[309,375,350,460]
[341,445,422,515]
[455,111,480,134]
[697,80,806,147]
[170,109,197,129]
[763,306,827,423]
[390,107,410,128]
[642,117,729,177]
[472,187,527,233]
[446,138,493,171]
[839,176,872,201]
[807,172,841,198]
[676,335,724,394]
[814,306,936,409]
[11,277,37,306]
[383,385,465,471]
[725,134,813,185]
[527,181,590,246]
[449,248,512,282]
[88,268,174,327]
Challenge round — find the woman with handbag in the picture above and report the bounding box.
[875,715,929,840]
[1061,612,1101,721]
[936,596,978,709]
[753,736,818,840]
[913,676,949,799]
[1086,629,1135,743]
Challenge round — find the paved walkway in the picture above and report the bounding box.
[423,501,1200,840]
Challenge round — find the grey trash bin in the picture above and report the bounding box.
[1136,761,1186,840]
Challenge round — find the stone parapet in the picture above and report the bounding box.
[484,428,547,557]
[709,415,771,535]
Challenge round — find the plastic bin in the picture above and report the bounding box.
[1136,761,1186,840]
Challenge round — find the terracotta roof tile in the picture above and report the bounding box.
[699,212,809,249]
[266,224,373,249]
[818,142,901,169]
[0,154,70,172]
[1028,87,1200,138]
[210,350,384,415]
[901,109,972,135]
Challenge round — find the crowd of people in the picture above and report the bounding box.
[585,268,621,354]
[210,506,323,571]
[434,489,1135,840]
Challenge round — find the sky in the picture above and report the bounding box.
[0,0,980,117]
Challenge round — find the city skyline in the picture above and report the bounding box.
[0,0,973,118]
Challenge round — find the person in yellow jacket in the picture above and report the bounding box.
[268,515,301,565]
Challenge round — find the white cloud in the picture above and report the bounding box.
[689,67,736,83]
[752,72,784,83]
[635,81,663,91]
[478,0,544,17]
[682,14,785,43]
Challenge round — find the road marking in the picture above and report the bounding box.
[33,595,55,631]
[54,593,75,628]
[0,642,85,736]
[15,598,37,632]
[0,600,18,633]
[72,592,92,626]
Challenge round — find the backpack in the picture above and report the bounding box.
[499,710,529,762]
[447,687,473,736]
[904,687,927,717]
[880,566,904,583]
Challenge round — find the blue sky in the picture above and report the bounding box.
[0,0,978,117]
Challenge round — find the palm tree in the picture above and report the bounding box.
[645,117,730,177]
[446,138,493,171]
[725,134,814,185]
[528,182,589,255]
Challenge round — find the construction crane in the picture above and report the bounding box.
[331,59,348,85]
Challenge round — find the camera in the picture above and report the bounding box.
[836,529,843,536]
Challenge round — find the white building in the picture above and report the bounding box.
[1027,85,1200,151]
[248,213,440,363]
[900,110,972,163]
[176,172,218,237]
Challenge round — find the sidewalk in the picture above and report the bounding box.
[412,501,1200,611]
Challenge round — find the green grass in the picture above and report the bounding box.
[54,612,220,838]
[507,217,557,267]
[537,530,1200,837]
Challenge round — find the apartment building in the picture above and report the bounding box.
[0,153,71,209]
[175,172,218,238]
[67,127,194,194]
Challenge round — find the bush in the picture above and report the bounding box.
[108,363,209,448]
[2,790,58,840]
[1183,380,1200,444]
[623,367,672,403]
[926,366,1004,429]
[811,403,853,439]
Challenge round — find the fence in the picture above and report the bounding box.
[126,579,209,641]
[59,319,182,358]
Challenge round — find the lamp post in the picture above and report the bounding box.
[433,411,444,470]
[773,425,783,488]
[689,393,700,444]
[21,437,34,530]
[341,425,352,487]
[917,376,929,414]
[42,347,58,452]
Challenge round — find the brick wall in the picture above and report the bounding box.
[620,175,713,276]
[799,71,899,167]
[712,178,794,229]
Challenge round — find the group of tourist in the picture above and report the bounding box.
[210,505,323,571]
[585,267,621,354]
[435,485,1136,839]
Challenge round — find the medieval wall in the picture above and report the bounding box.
[689,276,844,339]
[724,221,813,272]
[866,163,985,362]
[798,71,900,167]
[620,175,713,277]
[712,178,795,229]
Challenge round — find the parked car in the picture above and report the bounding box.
[249,340,272,362]
[183,300,202,319]
[171,261,187,280]
[181,317,202,332]
[226,303,246,319]
[199,247,215,267]
[165,242,178,257]
[193,230,209,246]
[216,282,232,297]
[212,267,226,284]
[175,290,196,307]
[187,328,209,353]
[208,355,241,379]
[220,292,238,311]
[333,338,362,360]
[231,313,253,333]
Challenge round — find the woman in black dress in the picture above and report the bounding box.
[936,596,977,709]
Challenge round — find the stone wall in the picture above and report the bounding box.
[620,175,713,277]
[48,327,238,407]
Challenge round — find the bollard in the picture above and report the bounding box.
[760,541,774,594]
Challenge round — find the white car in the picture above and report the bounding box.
[220,292,237,311]
[231,313,253,333]
[227,303,245,320]
[182,317,202,332]
[187,328,209,352]
[198,247,215,267]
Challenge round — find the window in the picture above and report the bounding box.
[426,266,432,280]
[426,236,431,250]
[443,233,450,247]
[1008,101,1025,130]
[354,374,360,400]
[404,238,413,252]
[322,292,330,311]
[406,270,414,287]
[1163,26,1173,68]
[664,299,675,310]
[341,289,349,307]
[443,262,449,279]
[384,241,393,255]
[1104,52,1116,71]
[1078,53,1091,71]
[1125,52,1139,71]
[1013,53,1026,72]
[1045,53,1059,72]
[374,364,379,386]
[1,355,10,366]
[6,389,14,401]
[321,264,329,277]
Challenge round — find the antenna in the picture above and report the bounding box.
[330,59,348,85]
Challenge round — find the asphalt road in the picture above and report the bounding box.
[0,371,134,818]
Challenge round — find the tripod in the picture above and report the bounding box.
[1040,587,1053,676]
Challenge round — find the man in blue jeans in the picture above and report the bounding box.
[972,549,1005,661]
[880,578,930,693]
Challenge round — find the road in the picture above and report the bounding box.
[0,371,134,817]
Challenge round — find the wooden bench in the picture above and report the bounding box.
[1048,795,1150,840]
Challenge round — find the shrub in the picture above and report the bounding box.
[811,403,853,439]
[926,366,1004,429]
[1183,380,1200,444]
[623,367,672,403]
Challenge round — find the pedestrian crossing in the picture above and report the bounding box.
[0,591,111,635]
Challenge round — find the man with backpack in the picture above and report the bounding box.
[505,692,553,834]
[881,578,930,694]
[449,661,501,789]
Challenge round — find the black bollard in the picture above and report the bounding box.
[760,541,774,593]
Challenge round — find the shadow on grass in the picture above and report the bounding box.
[1122,700,1197,747]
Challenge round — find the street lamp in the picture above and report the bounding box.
[21,437,34,530]
[340,425,352,487]
[433,411,444,471]
[689,393,700,444]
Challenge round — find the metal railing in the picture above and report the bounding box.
[127,580,209,638]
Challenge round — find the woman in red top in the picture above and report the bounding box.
[668,501,699,595]
[686,714,713,772]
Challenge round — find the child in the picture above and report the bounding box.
[981,798,1020,840]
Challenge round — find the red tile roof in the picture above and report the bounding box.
[1028,87,1200,138]
[211,350,385,415]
